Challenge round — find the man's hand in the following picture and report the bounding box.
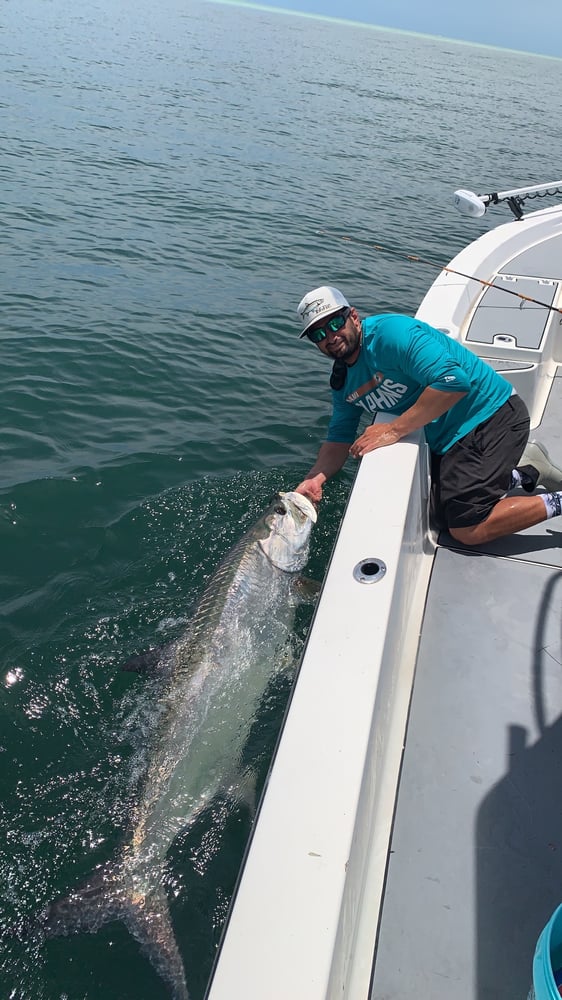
[294,441,351,503]
[295,475,325,504]
[349,423,402,458]
[350,388,467,459]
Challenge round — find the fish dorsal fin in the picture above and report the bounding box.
[121,647,165,673]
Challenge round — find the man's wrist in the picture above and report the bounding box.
[307,471,327,486]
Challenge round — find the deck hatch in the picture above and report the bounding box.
[466,276,558,350]
[498,233,562,279]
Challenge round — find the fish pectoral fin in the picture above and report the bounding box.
[240,768,258,819]
[292,576,322,605]
[232,768,259,817]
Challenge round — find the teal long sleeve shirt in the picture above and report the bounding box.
[327,314,513,455]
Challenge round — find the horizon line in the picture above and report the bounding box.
[204,0,561,61]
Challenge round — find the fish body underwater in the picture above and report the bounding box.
[40,491,317,999]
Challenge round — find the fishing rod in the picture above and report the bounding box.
[316,228,562,317]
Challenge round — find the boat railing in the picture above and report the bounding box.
[206,419,435,1000]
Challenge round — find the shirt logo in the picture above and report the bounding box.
[351,378,409,412]
[346,371,385,403]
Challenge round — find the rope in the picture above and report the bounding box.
[316,229,562,317]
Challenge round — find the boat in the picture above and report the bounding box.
[205,180,562,999]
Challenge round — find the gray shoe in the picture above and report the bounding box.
[519,440,562,491]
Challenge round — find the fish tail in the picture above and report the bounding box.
[123,883,190,1000]
[38,864,190,1000]
[39,862,122,937]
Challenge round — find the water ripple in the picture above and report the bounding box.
[2,0,562,995]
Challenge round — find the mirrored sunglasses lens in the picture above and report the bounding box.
[327,314,346,333]
[307,310,348,343]
[307,327,326,344]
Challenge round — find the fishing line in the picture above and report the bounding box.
[316,228,562,317]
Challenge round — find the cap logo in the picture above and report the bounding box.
[300,299,337,322]
[299,297,325,320]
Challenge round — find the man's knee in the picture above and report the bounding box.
[449,523,488,546]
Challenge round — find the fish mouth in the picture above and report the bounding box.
[279,491,318,523]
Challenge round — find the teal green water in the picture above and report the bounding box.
[2,1,562,996]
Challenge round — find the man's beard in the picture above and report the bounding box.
[326,329,360,361]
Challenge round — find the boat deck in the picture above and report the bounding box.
[371,385,562,996]
[206,200,562,1000]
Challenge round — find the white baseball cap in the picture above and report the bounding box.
[297,285,350,338]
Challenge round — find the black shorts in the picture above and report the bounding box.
[430,394,530,530]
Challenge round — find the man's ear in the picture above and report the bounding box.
[350,307,361,330]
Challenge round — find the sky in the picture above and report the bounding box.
[212,0,562,57]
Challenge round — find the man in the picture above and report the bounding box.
[294,285,562,546]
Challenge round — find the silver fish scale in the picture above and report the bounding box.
[44,495,314,1000]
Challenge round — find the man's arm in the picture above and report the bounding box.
[295,441,351,503]
[349,387,466,458]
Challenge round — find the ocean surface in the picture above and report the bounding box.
[1,1,562,996]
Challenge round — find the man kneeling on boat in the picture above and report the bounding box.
[294,285,562,546]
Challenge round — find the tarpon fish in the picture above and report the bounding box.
[40,490,317,999]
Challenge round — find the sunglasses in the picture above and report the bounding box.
[306,308,351,344]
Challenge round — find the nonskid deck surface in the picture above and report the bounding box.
[370,378,562,999]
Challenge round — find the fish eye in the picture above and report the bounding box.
[274,504,286,515]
